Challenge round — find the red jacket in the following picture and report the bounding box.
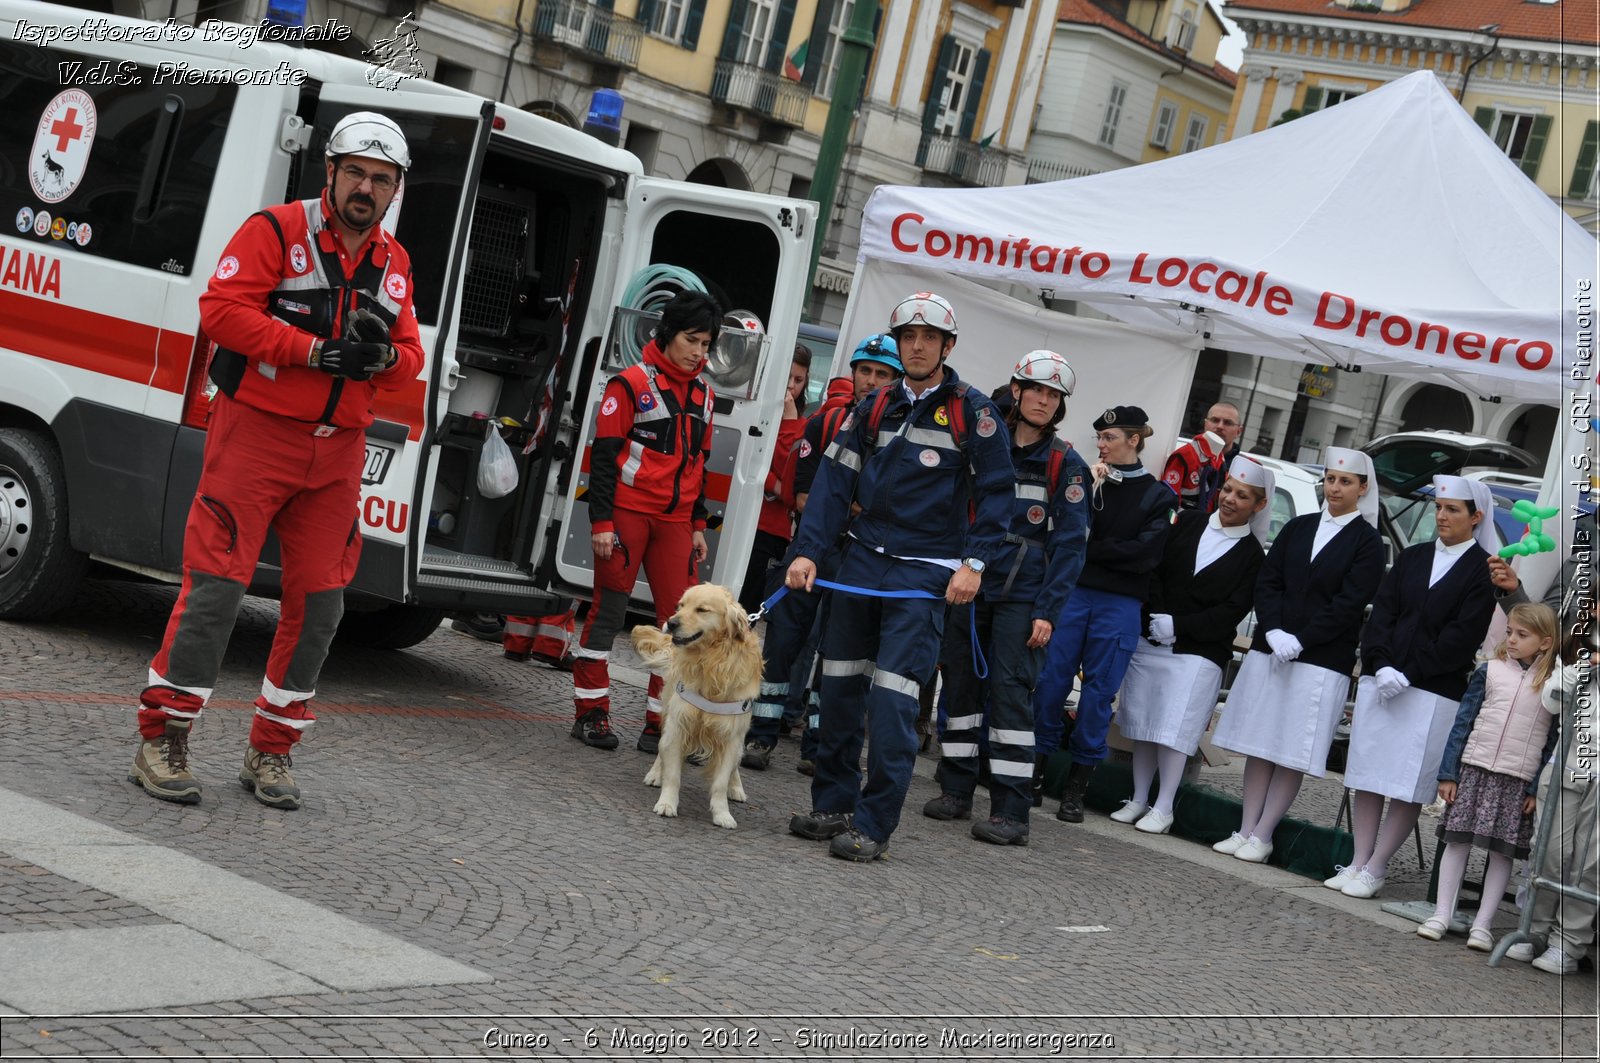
[781,377,856,510]
[198,193,424,429]
[758,410,808,539]
[588,342,714,533]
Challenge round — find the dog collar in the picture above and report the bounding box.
[675,682,751,716]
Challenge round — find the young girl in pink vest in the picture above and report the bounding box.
[1420,603,1560,949]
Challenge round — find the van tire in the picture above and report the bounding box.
[0,429,89,620]
[335,603,446,650]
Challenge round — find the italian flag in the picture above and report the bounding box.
[783,40,808,81]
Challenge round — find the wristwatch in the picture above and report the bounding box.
[961,557,986,573]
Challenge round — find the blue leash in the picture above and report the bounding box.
[753,580,989,679]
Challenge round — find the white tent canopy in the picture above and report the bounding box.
[847,70,1593,406]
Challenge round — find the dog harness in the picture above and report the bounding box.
[675,681,751,716]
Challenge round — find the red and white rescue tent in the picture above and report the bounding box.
[844,70,1592,407]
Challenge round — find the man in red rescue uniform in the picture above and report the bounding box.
[571,291,720,752]
[127,112,424,810]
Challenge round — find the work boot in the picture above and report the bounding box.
[971,816,1030,846]
[741,741,772,771]
[788,809,852,840]
[127,720,202,805]
[1030,752,1049,808]
[1055,762,1096,823]
[636,725,661,754]
[829,828,889,862]
[796,758,815,777]
[451,613,504,642]
[571,709,619,750]
[922,792,973,821]
[239,745,301,810]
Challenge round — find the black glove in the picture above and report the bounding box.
[315,338,389,381]
[342,308,395,376]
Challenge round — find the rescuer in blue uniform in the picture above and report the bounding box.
[922,350,1091,847]
[783,292,1015,862]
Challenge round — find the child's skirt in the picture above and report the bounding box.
[1437,763,1535,859]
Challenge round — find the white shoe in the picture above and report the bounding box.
[1503,940,1539,963]
[1322,864,1357,891]
[1134,808,1175,835]
[1341,869,1385,899]
[1416,918,1448,941]
[1109,800,1149,824]
[1532,946,1578,974]
[1467,928,1494,953]
[1212,831,1247,855]
[1234,836,1274,863]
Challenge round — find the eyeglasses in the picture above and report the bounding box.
[1206,416,1241,427]
[339,164,398,193]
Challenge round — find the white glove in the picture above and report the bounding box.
[1374,666,1411,700]
[1264,629,1302,663]
[1148,614,1176,645]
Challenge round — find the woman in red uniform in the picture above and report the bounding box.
[569,291,720,752]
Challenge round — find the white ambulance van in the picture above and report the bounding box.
[0,1,815,646]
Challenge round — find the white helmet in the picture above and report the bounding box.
[326,111,410,170]
[888,292,957,337]
[723,309,765,335]
[1013,350,1075,396]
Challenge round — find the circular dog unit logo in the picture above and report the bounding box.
[30,89,97,204]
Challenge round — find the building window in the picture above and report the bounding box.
[736,0,776,66]
[1322,87,1362,107]
[817,0,855,98]
[933,39,978,136]
[649,0,686,40]
[1167,1,1198,52]
[1181,114,1209,153]
[1489,111,1539,166]
[1099,80,1128,148]
[1150,100,1178,149]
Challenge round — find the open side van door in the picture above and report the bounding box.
[286,86,492,613]
[553,180,816,608]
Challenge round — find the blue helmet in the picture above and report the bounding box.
[849,333,902,374]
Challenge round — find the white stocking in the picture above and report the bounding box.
[1129,742,1157,806]
[1153,745,1188,815]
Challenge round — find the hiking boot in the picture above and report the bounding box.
[796,758,815,777]
[829,828,889,862]
[503,649,532,662]
[789,809,852,840]
[127,720,201,805]
[741,741,772,771]
[571,709,619,750]
[636,726,661,754]
[922,792,973,821]
[972,816,1030,846]
[239,745,301,810]
[1055,762,1095,823]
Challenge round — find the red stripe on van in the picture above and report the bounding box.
[2,288,168,388]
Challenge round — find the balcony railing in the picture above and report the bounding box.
[711,60,808,127]
[917,132,1007,187]
[1025,157,1102,184]
[531,0,642,68]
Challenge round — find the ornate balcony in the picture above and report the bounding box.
[531,0,642,70]
[917,132,1007,187]
[710,60,808,128]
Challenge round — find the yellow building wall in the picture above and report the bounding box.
[1139,86,1230,163]
[442,0,522,25]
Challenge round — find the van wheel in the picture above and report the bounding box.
[335,604,446,650]
[0,429,89,620]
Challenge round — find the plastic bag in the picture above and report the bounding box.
[477,427,519,499]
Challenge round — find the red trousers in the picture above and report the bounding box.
[140,396,363,753]
[504,603,577,660]
[573,507,697,727]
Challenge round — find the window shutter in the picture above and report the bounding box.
[637,0,659,31]
[594,0,613,9]
[1472,106,1494,133]
[1569,120,1600,198]
[763,0,798,73]
[958,48,990,140]
[720,0,750,61]
[681,0,707,48]
[534,0,558,36]
[1301,86,1323,112]
[801,0,836,90]
[1520,114,1553,179]
[921,34,957,132]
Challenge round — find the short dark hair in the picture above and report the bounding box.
[793,343,813,367]
[655,291,722,348]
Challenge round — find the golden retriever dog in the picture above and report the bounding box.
[632,584,763,828]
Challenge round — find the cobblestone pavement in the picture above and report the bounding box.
[0,578,1594,1060]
